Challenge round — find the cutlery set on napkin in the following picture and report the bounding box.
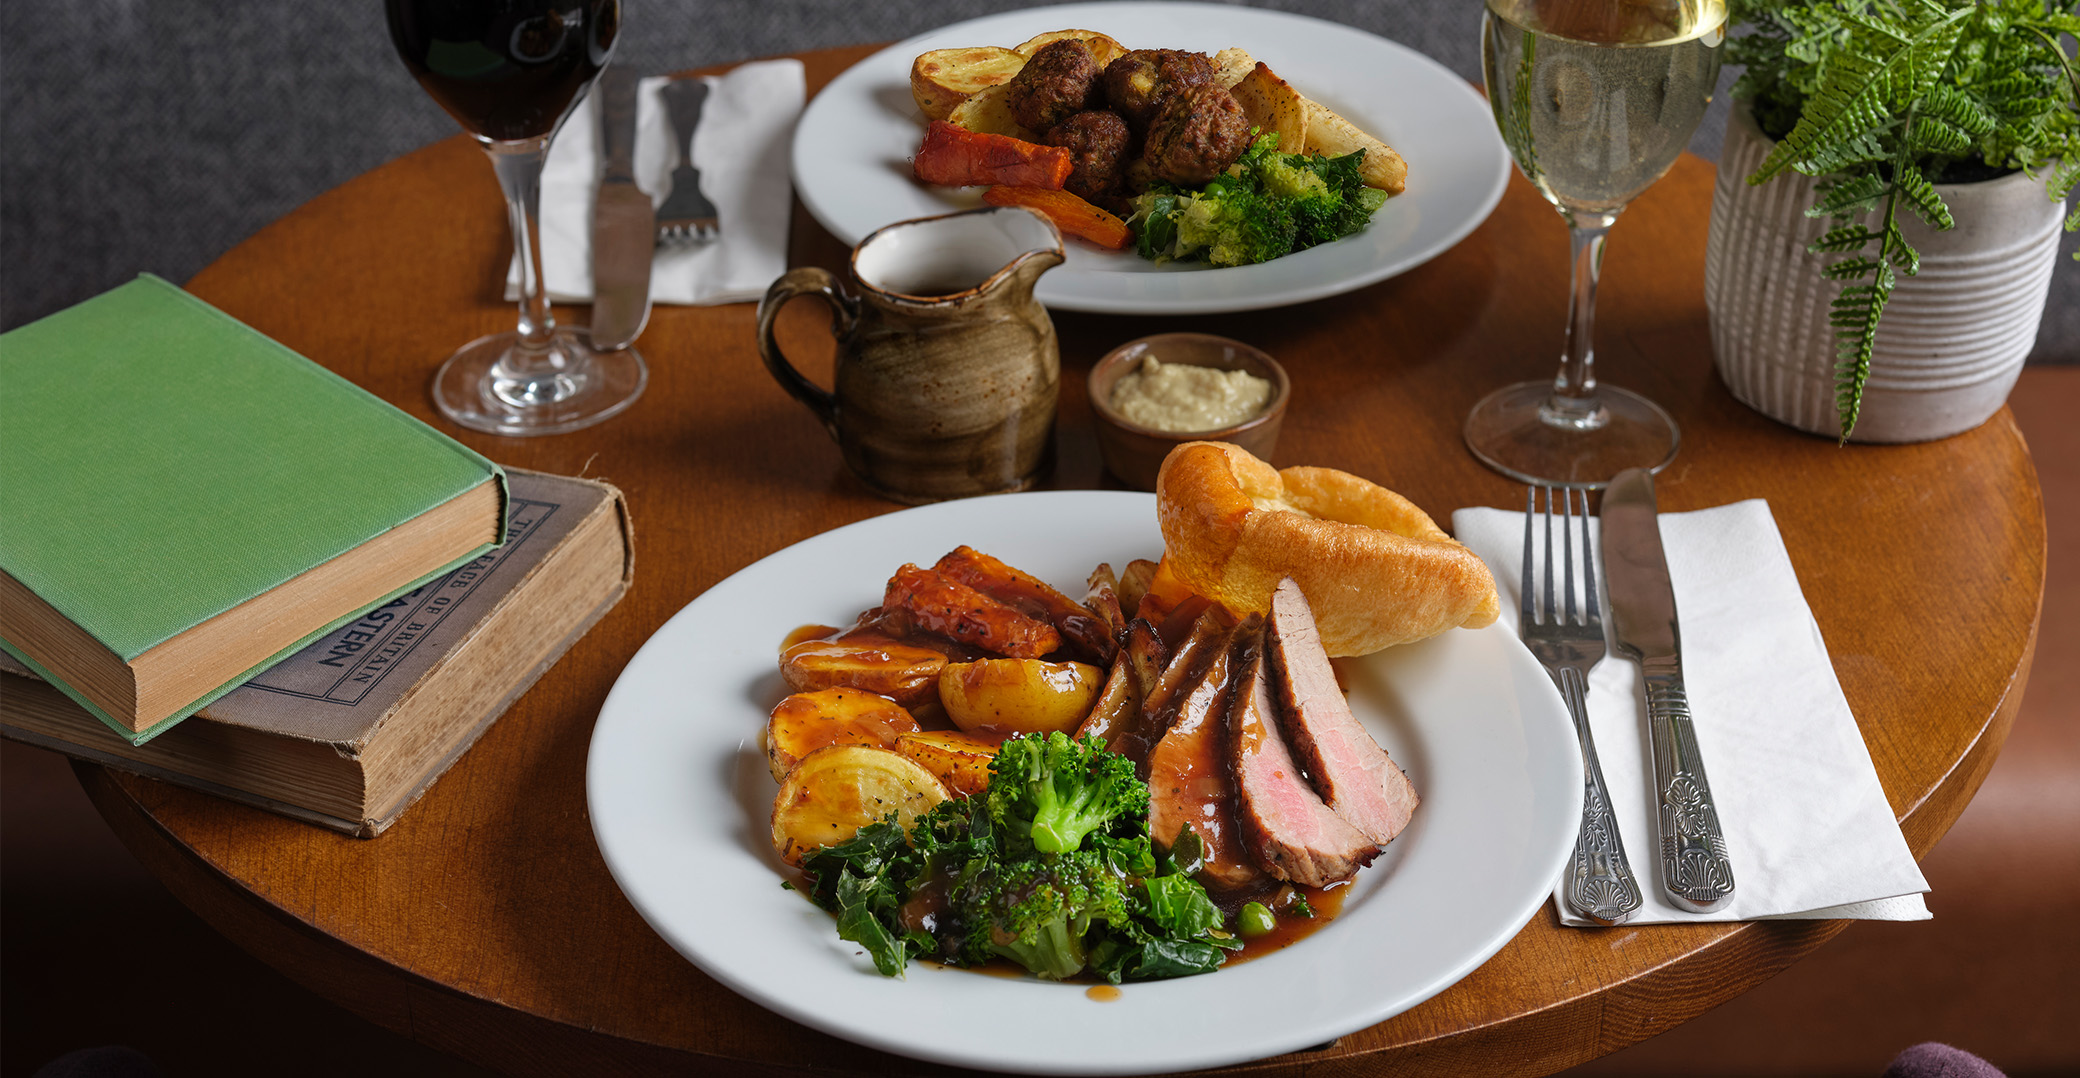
[507,58,807,336]
[1453,474,1932,927]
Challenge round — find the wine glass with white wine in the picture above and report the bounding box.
[1466,0,1725,486]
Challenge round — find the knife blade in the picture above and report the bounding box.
[1601,467,1736,913]
[590,65,653,352]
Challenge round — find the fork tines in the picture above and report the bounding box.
[1520,485,1598,632]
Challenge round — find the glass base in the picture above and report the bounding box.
[432,327,647,437]
[1464,381,1679,488]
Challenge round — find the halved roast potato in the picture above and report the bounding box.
[894,730,1001,798]
[771,745,949,866]
[910,45,1028,122]
[1011,29,1127,67]
[779,634,946,708]
[938,658,1102,736]
[766,689,922,782]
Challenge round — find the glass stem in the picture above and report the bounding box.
[1543,212,1615,431]
[484,137,580,404]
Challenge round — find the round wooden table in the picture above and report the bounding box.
[79,44,2043,1077]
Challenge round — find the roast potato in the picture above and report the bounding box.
[780,634,947,708]
[770,745,949,866]
[946,81,1038,140]
[911,45,1028,122]
[766,689,922,782]
[1302,98,1408,193]
[1230,62,1308,155]
[1012,29,1128,67]
[1213,47,1256,89]
[894,730,1001,797]
[938,658,1103,735]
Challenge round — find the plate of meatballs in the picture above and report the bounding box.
[792,2,1510,314]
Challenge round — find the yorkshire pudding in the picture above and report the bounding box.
[1155,442,1499,655]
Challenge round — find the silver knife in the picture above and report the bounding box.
[590,65,653,351]
[1601,468,1736,913]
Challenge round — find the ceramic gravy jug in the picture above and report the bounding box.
[756,206,1065,504]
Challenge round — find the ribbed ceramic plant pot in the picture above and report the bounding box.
[1704,101,2065,443]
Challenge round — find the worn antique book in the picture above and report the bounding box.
[1,469,630,836]
[0,275,508,743]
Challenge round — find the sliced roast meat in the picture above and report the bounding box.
[1227,617,1379,887]
[1145,620,1264,891]
[1074,647,1143,748]
[1265,578,1419,845]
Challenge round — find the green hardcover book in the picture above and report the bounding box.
[0,274,508,745]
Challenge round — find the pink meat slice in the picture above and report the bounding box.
[1265,578,1419,845]
[1227,618,1379,887]
[1145,622,1264,892]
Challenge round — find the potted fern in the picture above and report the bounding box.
[1704,0,2078,442]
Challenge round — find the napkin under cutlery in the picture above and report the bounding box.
[506,58,806,307]
[1452,500,1931,925]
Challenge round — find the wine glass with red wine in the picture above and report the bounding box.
[386,0,644,436]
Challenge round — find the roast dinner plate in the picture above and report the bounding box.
[789,3,1511,315]
[587,491,1582,1075]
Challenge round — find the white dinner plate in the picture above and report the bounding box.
[588,491,1582,1075]
[790,3,1511,314]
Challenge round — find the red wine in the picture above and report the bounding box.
[386,0,621,142]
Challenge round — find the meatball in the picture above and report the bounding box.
[1100,49,1214,132]
[1003,39,1103,135]
[1142,84,1251,187]
[1044,110,1133,203]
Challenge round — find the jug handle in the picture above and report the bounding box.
[756,267,856,441]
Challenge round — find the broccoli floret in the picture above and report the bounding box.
[986,732,1149,855]
[959,851,1135,980]
[1128,131,1386,268]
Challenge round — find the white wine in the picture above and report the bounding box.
[1483,0,1725,217]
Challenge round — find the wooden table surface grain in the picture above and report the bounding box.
[77,44,2043,1078]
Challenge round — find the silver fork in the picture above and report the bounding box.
[1520,485,1642,925]
[656,78,720,244]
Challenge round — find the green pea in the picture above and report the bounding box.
[1237,901,1277,938]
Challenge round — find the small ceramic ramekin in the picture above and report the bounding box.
[1087,333,1289,491]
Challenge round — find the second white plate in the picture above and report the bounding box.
[791,3,1510,315]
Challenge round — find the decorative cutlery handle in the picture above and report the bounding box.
[1557,666,1642,925]
[1643,656,1735,912]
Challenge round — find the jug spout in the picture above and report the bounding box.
[851,206,1065,306]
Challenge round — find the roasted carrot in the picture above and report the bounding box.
[982,185,1133,250]
[912,120,1072,189]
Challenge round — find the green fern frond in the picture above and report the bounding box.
[1801,130,1894,173]
[2057,157,2080,199]
[1893,163,1953,229]
[1811,224,1881,251]
[1749,3,1972,184]
[1809,173,1890,216]
[1919,84,1996,136]
[1906,115,1973,154]
[1828,263,1895,440]
[1884,221,1922,275]
[1823,256,1883,278]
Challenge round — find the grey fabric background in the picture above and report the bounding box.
[0,0,2071,358]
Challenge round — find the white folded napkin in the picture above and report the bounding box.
[505,58,806,307]
[1450,500,1931,925]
